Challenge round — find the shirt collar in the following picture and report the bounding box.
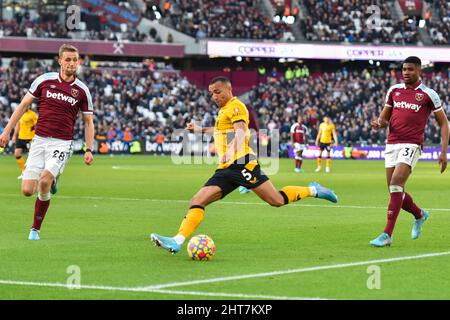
[404,80,422,90]
[58,71,76,85]
[223,97,237,108]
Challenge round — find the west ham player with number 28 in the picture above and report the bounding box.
[0,44,95,240]
[370,56,448,247]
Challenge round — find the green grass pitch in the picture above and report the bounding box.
[1,155,449,300]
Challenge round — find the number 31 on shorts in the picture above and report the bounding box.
[398,145,421,168]
[401,147,414,158]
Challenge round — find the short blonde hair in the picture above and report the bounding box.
[59,44,79,58]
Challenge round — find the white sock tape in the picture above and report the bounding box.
[389,185,404,193]
[38,192,51,201]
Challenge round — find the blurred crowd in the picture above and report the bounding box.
[428,0,450,45]
[152,0,294,40]
[0,57,212,149]
[301,0,421,44]
[1,57,449,155]
[1,0,447,44]
[248,67,449,146]
[0,12,69,39]
[0,10,158,43]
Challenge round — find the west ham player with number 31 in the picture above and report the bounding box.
[0,44,95,240]
[370,56,448,247]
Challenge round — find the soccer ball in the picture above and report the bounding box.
[187,234,215,261]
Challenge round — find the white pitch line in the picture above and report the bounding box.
[1,193,450,211]
[0,280,143,292]
[152,289,328,300]
[2,252,450,298]
[143,251,450,290]
[0,280,324,300]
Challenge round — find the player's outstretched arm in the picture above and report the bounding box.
[82,113,95,166]
[435,109,448,173]
[0,93,34,148]
[371,105,392,130]
[185,122,214,134]
[12,123,20,144]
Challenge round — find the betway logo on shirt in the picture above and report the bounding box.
[393,101,422,112]
[46,90,78,106]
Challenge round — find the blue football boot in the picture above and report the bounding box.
[50,175,59,195]
[239,186,251,194]
[309,182,338,203]
[28,228,40,241]
[411,210,429,240]
[150,233,180,254]
[370,232,392,247]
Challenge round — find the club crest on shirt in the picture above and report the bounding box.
[395,92,401,96]
[234,107,240,115]
[415,93,424,101]
[71,88,79,98]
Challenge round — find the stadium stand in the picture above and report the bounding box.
[0,57,213,150]
[300,0,421,44]
[246,65,449,146]
[0,12,69,39]
[156,0,294,40]
[3,0,445,45]
[0,17,156,42]
[1,56,448,153]
[427,0,449,45]
[0,3,159,43]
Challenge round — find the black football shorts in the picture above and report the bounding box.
[15,139,31,151]
[319,143,332,152]
[204,161,269,198]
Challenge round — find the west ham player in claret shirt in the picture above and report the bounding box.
[370,56,448,247]
[0,44,95,240]
[291,115,309,173]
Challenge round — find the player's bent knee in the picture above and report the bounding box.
[38,175,54,191]
[22,187,35,197]
[267,197,284,207]
[39,175,53,185]
[21,178,38,197]
[190,186,222,207]
[22,190,34,197]
[270,201,284,208]
[39,170,55,182]
[190,193,205,206]
[189,197,200,207]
